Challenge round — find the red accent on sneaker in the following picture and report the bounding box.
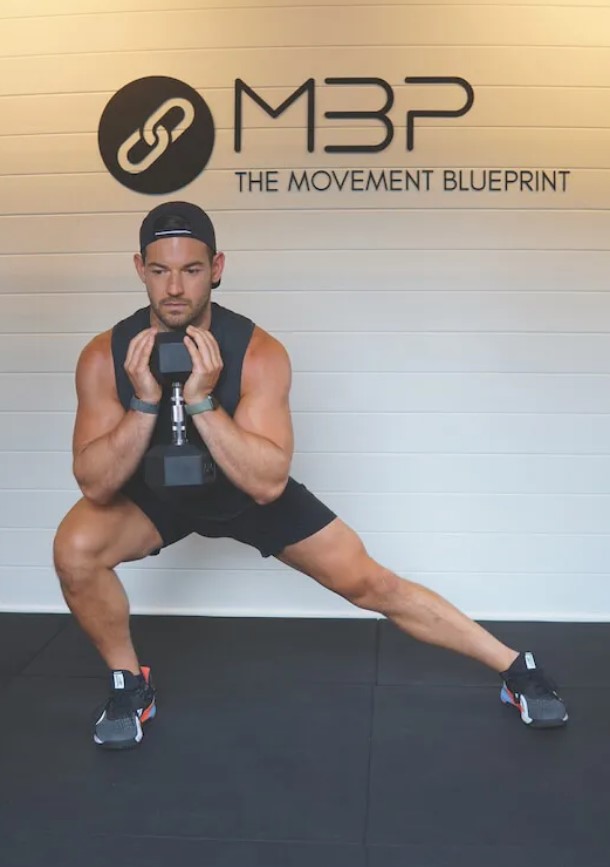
[138,666,155,723]
[504,687,521,708]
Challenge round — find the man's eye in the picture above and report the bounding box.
[187,268,202,275]
[151,269,165,275]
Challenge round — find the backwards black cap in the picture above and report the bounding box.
[139,201,220,288]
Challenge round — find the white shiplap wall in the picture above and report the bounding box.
[1,0,609,618]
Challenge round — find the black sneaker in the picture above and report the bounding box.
[500,652,568,729]
[93,667,156,749]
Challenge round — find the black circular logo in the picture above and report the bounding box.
[98,76,215,194]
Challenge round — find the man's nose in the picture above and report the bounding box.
[167,272,184,295]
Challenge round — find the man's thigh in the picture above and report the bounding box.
[208,478,336,559]
[277,517,371,591]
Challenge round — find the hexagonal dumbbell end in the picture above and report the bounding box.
[144,443,217,488]
[150,331,192,384]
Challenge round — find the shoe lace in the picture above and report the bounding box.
[510,667,559,698]
[104,688,142,719]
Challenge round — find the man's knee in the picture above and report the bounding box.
[341,557,404,613]
[53,519,104,592]
[53,496,161,593]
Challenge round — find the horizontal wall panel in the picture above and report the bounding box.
[0,340,86,372]
[220,124,610,171]
[0,411,605,455]
[3,1,604,18]
[5,450,610,495]
[5,528,610,575]
[0,565,356,618]
[0,166,597,214]
[0,414,74,449]
[0,453,74,489]
[148,531,610,577]
[0,92,109,136]
[0,293,137,334]
[0,129,605,175]
[4,565,610,621]
[2,211,609,255]
[293,413,610,455]
[293,372,610,413]
[0,491,81,529]
[0,376,75,411]
[4,47,610,98]
[194,291,610,335]
[3,250,609,295]
[5,86,610,136]
[4,489,610,535]
[3,291,608,335]
[0,408,610,462]
[2,7,608,59]
[237,410,609,456]
[0,568,66,612]
[294,454,610,495]
[2,332,608,374]
[1,365,608,413]
[0,87,610,138]
[323,493,610,535]
[282,333,610,374]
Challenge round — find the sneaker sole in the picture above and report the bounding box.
[94,700,157,750]
[500,686,568,729]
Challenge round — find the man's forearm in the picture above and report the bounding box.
[191,408,290,504]
[74,410,157,504]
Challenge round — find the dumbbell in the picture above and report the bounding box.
[144,331,216,488]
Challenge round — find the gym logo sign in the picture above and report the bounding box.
[98,76,215,194]
[99,75,571,197]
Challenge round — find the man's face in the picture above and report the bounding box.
[134,236,224,330]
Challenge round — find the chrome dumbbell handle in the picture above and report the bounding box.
[171,381,187,446]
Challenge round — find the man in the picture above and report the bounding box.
[53,201,568,750]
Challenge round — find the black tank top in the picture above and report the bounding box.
[111,302,257,519]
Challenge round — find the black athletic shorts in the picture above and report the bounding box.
[122,477,337,558]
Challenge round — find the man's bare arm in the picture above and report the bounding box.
[187,327,293,504]
[72,330,159,505]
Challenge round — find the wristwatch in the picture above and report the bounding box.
[185,394,219,415]
[130,396,160,414]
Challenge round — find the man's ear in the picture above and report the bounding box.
[134,252,146,283]
[212,251,225,284]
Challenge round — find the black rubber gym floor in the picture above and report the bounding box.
[1,613,609,866]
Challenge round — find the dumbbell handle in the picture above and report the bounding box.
[171,381,187,446]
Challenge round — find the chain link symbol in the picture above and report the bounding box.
[117,97,196,174]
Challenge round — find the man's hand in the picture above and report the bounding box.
[182,325,224,404]
[124,328,162,404]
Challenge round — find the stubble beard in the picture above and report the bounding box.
[151,294,212,331]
